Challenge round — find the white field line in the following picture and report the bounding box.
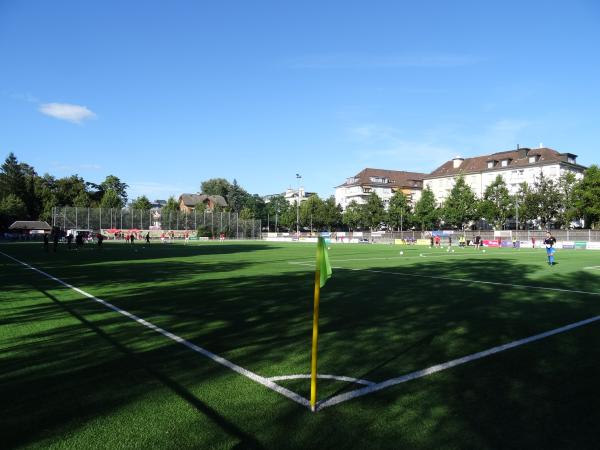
[317,314,600,411]
[289,262,600,296]
[0,251,311,410]
[584,266,600,270]
[267,374,375,386]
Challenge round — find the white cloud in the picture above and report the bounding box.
[39,102,96,124]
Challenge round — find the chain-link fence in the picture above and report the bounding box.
[262,229,600,244]
[51,207,262,239]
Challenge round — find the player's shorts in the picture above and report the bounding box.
[546,246,555,255]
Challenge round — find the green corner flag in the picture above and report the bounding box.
[316,236,332,288]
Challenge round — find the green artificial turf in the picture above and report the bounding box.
[1,240,600,449]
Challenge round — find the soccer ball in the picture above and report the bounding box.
[328,247,331,250]
[452,250,455,253]
[399,251,403,255]
[482,249,486,253]
[447,248,450,252]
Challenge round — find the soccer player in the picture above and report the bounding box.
[544,231,557,266]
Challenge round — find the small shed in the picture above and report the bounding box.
[9,221,52,233]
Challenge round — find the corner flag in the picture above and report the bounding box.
[310,237,332,411]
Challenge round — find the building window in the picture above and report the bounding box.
[568,157,576,164]
[501,160,508,167]
[487,161,494,169]
[369,176,388,183]
[529,156,537,163]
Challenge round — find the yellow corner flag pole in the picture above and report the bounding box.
[310,264,321,412]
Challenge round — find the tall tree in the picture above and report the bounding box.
[0,194,28,228]
[514,182,536,229]
[100,175,129,205]
[363,193,385,230]
[34,174,58,222]
[243,194,266,222]
[160,196,180,230]
[479,175,512,229]
[387,191,412,231]
[322,196,343,231]
[557,172,579,228]
[55,175,90,206]
[226,179,249,213]
[239,206,255,220]
[265,194,289,231]
[531,172,562,228]
[573,165,600,229]
[0,153,27,202]
[99,189,123,209]
[342,200,363,231]
[201,178,233,198]
[414,186,439,230]
[130,195,152,211]
[441,175,477,229]
[300,195,325,231]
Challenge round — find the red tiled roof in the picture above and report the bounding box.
[426,147,584,178]
[338,168,426,189]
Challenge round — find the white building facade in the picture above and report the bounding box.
[424,147,586,204]
[335,168,426,210]
[263,187,316,205]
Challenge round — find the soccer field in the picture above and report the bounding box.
[2,241,600,449]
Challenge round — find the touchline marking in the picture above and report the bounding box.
[0,251,311,410]
[289,262,600,296]
[584,266,600,271]
[267,374,375,386]
[317,314,600,411]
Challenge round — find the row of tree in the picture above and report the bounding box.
[2,151,600,231]
[0,153,130,229]
[342,168,600,232]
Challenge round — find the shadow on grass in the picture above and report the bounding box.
[2,247,600,449]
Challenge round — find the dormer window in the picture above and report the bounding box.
[568,156,576,164]
[529,155,539,164]
[346,177,358,184]
[501,159,510,167]
[369,176,389,183]
[487,160,497,169]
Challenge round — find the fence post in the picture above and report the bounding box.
[236,213,239,239]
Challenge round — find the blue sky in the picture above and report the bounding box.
[1,0,599,201]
